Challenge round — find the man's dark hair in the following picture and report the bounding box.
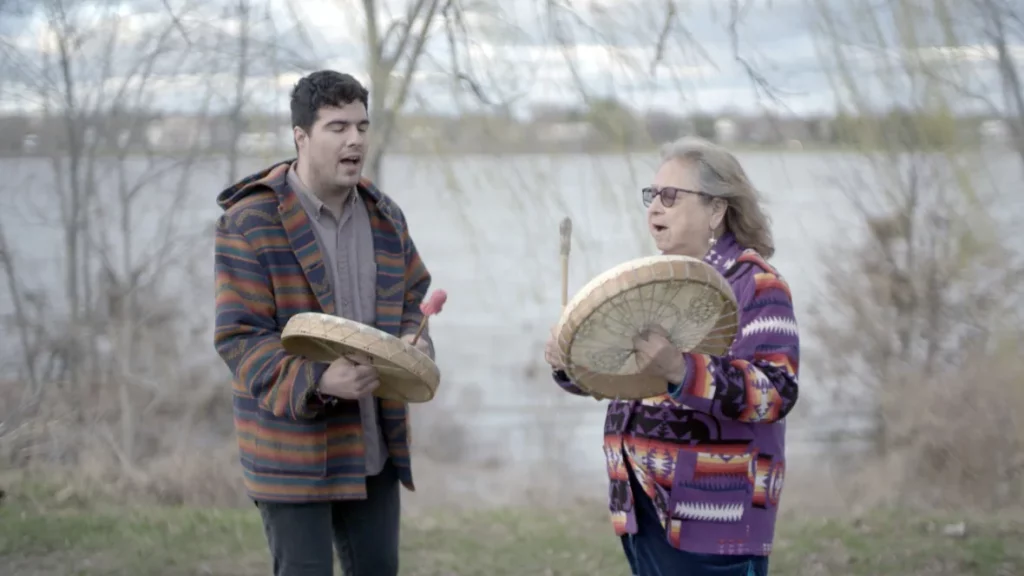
[290,70,369,133]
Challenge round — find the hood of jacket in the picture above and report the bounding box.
[216,159,295,211]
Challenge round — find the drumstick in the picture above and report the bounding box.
[559,217,572,308]
[411,289,448,346]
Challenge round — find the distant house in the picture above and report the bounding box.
[237,131,286,154]
[0,115,32,153]
[715,118,738,143]
[980,119,1010,145]
[146,116,212,151]
[536,121,592,142]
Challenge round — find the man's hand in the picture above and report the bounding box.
[401,334,432,358]
[318,353,379,399]
[545,324,566,371]
[633,329,685,384]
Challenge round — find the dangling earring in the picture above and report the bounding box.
[708,228,717,249]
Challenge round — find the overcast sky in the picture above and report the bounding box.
[0,0,1019,117]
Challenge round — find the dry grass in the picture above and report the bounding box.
[819,338,1024,513]
[1,480,1022,576]
[886,342,1024,509]
[1,446,1021,575]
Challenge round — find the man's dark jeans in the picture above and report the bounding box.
[255,460,400,576]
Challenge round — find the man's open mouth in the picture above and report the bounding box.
[652,224,667,232]
[340,156,361,165]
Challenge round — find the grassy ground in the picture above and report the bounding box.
[1,488,1021,576]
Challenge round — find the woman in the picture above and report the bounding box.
[546,137,799,576]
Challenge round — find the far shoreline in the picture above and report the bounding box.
[0,142,1004,162]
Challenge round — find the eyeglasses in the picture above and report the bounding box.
[641,186,705,208]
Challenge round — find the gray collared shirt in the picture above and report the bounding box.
[288,165,389,477]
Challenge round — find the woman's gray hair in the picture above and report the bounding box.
[659,136,775,259]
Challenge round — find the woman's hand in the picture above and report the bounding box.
[545,325,566,371]
[633,330,686,384]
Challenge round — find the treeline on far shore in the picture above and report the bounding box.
[0,100,1013,158]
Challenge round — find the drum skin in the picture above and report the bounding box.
[281,312,440,403]
[554,255,739,400]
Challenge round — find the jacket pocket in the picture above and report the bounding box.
[252,411,328,478]
[668,447,755,524]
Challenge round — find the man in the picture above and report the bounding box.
[213,70,433,576]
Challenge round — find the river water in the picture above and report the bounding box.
[1,149,1019,494]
